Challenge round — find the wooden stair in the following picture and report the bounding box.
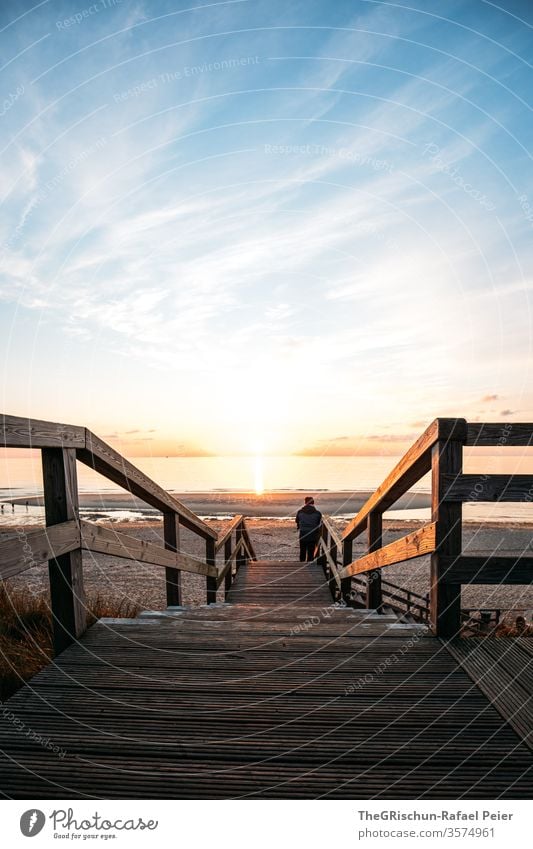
[1,560,531,798]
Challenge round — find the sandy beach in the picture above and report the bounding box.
[2,515,532,621]
[5,489,432,518]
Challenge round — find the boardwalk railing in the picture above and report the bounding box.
[0,415,255,654]
[316,418,533,638]
[213,515,257,602]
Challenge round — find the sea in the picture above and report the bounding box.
[1,452,532,526]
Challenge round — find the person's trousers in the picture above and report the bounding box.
[299,535,318,562]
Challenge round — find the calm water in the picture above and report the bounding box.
[1,452,532,523]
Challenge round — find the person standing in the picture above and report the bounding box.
[296,496,322,562]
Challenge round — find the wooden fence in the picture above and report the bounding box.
[317,418,533,638]
[0,415,256,655]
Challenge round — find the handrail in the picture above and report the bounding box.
[1,415,216,540]
[214,516,256,599]
[0,413,256,654]
[215,514,244,553]
[318,417,533,638]
[341,418,466,542]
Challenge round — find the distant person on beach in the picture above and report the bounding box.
[296,496,322,562]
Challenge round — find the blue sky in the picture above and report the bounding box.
[1,0,532,457]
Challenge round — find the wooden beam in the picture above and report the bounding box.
[366,511,383,612]
[240,521,258,561]
[78,430,217,540]
[0,414,85,449]
[441,556,533,585]
[163,513,181,607]
[467,422,533,447]
[215,515,243,553]
[216,540,247,588]
[442,474,533,503]
[430,438,463,640]
[320,541,342,591]
[0,522,79,580]
[206,537,217,603]
[341,418,467,542]
[321,516,343,551]
[340,523,437,578]
[236,520,246,570]
[42,448,86,655]
[79,520,216,577]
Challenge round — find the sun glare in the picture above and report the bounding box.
[253,454,264,495]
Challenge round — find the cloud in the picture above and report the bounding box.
[481,394,499,402]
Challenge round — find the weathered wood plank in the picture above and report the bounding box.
[215,515,243,553]
[340,523,437,579]
[42,448,86,655]
[206,537,217,603]
[442,473,533,502]
[0,521,80,580]
[467,422,533,447]
[79,520,216,577]
[322,516,343,551]
[163,512,181,607]
[0,414,85,449]
[78,430,216,539]
[341,418,467,542]
[441,556,533,585]
[430,439,463,640]
[366,511,383,611]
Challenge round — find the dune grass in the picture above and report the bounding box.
[0,583,142,701]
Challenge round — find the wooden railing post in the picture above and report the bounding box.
[341,537,353,604]
[430,423,466,638]
[206,537,217,604]
[163,513,181,606]
[236,520,246,570]
[318,525,328,573]
[366,511,383,612]
[224,536,232,599]
[42,447,86,655]
[329,531,338,599]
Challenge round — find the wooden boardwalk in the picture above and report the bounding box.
[0,560,531,799]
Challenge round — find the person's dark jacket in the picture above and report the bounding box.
[296,504,322,540]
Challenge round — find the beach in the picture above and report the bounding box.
[3,513,532,620]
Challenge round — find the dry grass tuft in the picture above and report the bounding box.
[0,584,143,701]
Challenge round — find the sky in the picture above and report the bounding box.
[0,0,532,458]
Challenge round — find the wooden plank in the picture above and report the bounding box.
[430,439,463,640]
[0,414,85,449]
[467,422,533,447]
[340,523,437,578]
[442,556,533,585]
[216,539,246,588]
[42,448,86,655]
[77,430,216,539]
[0,521,79,580]
[215,515,243,553]
[341,418,467,542]
[366,511,383,612]
[164,513,181,607]
[445,639,533,750]
[79,520,216,578]
[442,473,533,502]
[322,516,343,551]
[241,521,258,561]
[206,537,217,603]
[236,520,246,570]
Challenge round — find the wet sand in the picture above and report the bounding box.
[5,489,432,518]
[3,517,532,621]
